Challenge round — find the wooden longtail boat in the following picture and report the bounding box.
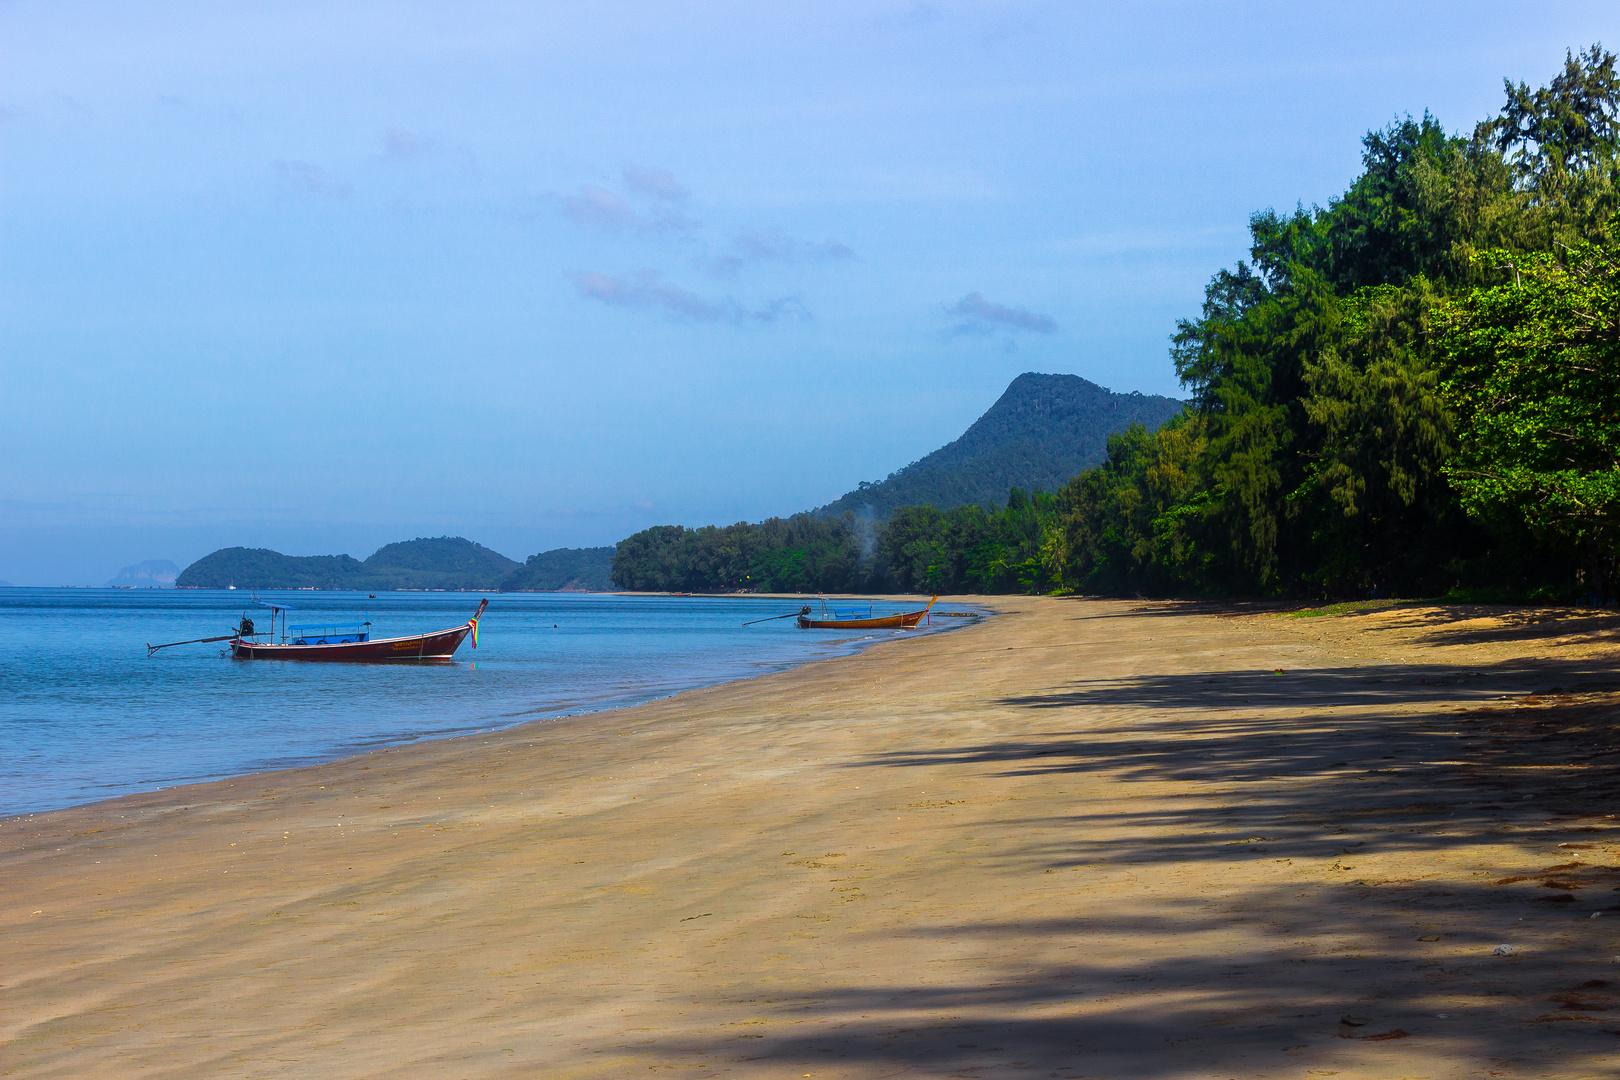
[797,596,937,630]
[229,599,486,661]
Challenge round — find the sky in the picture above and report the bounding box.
[3,1,1618,585]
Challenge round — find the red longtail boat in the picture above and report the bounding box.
[224,598,486,661]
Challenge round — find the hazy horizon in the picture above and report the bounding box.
[5,1,1617,584]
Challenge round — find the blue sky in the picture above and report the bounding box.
[3,1,1617,584]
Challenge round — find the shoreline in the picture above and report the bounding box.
[7,596,1620,1078]
[7,594,982,819]
[5,596,990,824]
[3,592,981,820]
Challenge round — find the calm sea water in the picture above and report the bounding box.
[0,589,958,816]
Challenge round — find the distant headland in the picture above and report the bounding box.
[107,559,179,588]
[816,372,1181,520]
[176,538,614,592]
[174,371,1185,595]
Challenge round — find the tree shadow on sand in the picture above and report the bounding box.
[636,658,1620,1076]
[1410,607,1620,648]
[642,877,1620,1077]
[863,660,1620,864]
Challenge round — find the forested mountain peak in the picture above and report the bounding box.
[363,537,519,576]
[817,372,1181,519]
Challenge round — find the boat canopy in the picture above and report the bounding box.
[254,600,296,611]
[813,596,874,620]
[289,622,370,633]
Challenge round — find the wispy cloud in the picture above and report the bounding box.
[977,9,1042,47]
[875,3,942,30]
[571,269,808,325]
[557,165,695,234]
[559,185,642,231]
[708,228,854,277]
[273,160,352,201]
[621,165,688,203]
[749,296,813,323]
[383,127,435,162]
[573,269,721,320]
[947,292,1056,335]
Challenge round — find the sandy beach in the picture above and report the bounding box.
[5,596,1620,1078]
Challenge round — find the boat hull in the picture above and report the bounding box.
[231,624,472,661]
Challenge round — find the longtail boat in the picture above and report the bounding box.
[229,599,487,661]
[148,598,487,661]
[797,596,937,630]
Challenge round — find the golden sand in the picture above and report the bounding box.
[6,596,1620,1078]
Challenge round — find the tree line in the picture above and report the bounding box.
[608,493,1053,595]
[614,47,1620,602]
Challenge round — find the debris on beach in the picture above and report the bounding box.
[1493,944,1520,956]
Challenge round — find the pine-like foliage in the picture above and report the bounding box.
[1045,45,1620,601]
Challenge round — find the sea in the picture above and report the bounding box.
[0,589,963,817]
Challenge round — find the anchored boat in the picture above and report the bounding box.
[231,598,486,660]
[796,596,937,630]
[148,599,486,661]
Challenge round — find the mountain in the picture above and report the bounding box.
[175,549,366,590]
[106,559,180,588]
[817,372,1183,518]
[499,547,615,592]
[175,537,520,590]
[362,537,522,591]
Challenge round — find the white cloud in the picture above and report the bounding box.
[383,127,435,161]
[621,164,688,203]
[558,177,694,234]
[946,292,1056,335]
[571,269,808,325]
[708,228,854,276]
[273,160,352,200]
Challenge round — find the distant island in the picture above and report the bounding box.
[107,559,179,588]
[176,537,518,590]
[817,372,1181,519]
[176,536,614,592]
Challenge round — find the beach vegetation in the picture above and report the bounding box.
[1039,44,1620,602]
[609,515,869,593]
[612,46,1620,604]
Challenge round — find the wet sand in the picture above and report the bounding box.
[6,596,1620,1078]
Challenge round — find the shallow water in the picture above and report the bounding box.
[0,589,955,815]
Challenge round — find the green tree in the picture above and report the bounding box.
[1292,281,1463,594]
[1439,239,1620,594]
